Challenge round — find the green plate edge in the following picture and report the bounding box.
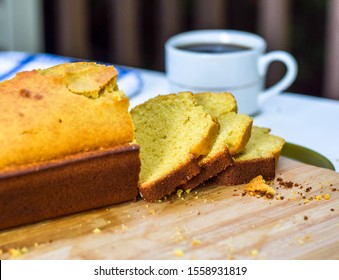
[281,142,335,171]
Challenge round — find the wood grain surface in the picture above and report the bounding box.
[0,157,338,260]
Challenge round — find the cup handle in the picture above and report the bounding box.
[258,51,298,104]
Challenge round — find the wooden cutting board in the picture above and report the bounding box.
[0,157,338,260]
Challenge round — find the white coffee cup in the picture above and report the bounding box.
[165,30,298,115]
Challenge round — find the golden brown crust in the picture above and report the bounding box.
[210,157,276,186]
[0,144,140,230]
[139,156,201,202]
[0,62,134,170]
[180,150,233,191]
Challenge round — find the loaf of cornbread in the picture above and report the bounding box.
[210,126,285,186]
[181,92,253,191]
[0,62,134,171]
[0,62,140,230]
[131,92,219,201]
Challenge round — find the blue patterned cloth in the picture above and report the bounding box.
[0,51,143,98]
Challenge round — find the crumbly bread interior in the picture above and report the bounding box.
[204,112,252,161]
[131,92,219,197]
[193,92,252,161]
[234,126,285,163]
[194,92,238,115]
[0,62,134,171]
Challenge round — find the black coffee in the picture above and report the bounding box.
[176,43,251,54]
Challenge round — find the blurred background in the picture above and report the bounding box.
[0,0,338,100]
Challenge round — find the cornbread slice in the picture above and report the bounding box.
[0,62,134,171]
[194,91,238,116]
[131,92,219,201]
[180,93,252,191]
[211,126,285,186]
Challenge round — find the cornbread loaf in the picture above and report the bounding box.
[210,126,285,186]
[0,62,134,171]
[181,92,253,191]
[131,92,219,201]
[0,62,140,230]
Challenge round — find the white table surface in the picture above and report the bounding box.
[129,69,339,172]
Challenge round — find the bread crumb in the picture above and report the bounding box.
[176,189,183,198]
[8,247,29,258]
[172,227,186,243]
[9,248,21,257]
[296,234,312,246]
[275,193,284,200]
[92,228,101,233]
[323,194,331,200]
[173,248,184,257]
[250,249,259,257]
[314,195,322,201]
[121,224,128,230]
[245,175,275,198]
[191,238,202,246]
[185,189,191,194]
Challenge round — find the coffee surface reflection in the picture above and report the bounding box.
[176,43,251,54]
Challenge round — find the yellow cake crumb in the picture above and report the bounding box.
[250,249,259,257]
[323,194,331,200]
[314,195,322,201]
[245,175,276,198]
[173,248,184,257]
[296,234,312,246]
[172,227,186,243]
[92,228,101,233]
[191,238,202,246]
[8,247,29,258]
[176,189,183,198]
[20,247,28,254]
[8,248,21,258]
